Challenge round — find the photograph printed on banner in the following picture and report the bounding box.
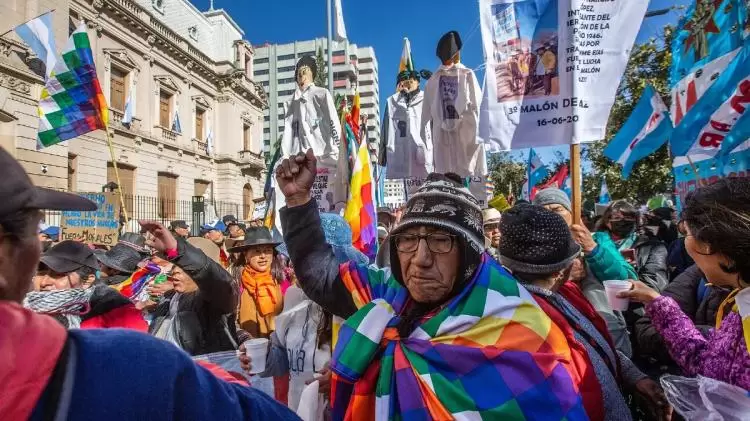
[492,0,559,102]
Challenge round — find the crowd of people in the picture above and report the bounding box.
[3,143,750,420]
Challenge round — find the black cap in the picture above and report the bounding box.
[295,55,318,82]
[0,147,97,220]
[222,214,239,226]
[170,220,189,230]
[437,31,463,63]
[39,240,99,274]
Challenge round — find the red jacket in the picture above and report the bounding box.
[80,285,147,332]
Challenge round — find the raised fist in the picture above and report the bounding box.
[275,149,316,207]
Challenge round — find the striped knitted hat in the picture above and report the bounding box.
[390,173,484,283]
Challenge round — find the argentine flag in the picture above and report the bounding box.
[599,178,611,204]
[172,109,182,134]
[206,127,214,156]
[15,12,57,78]
[670,45,750,160]
[122,89,134,127]
[604,85,671,179]
[528,148,548,186]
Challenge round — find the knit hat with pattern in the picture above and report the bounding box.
[499,204,581,274]
[390,173,484,283]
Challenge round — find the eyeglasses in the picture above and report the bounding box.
[483,222,500,232]
[392,233,456,254]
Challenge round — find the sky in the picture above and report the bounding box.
[189,0,687,165]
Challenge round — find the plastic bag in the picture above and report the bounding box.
[660,375,750,421]
[192,351,274,397]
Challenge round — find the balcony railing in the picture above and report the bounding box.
[238,149,265,170]
[193,138,208,154]
[160,127,178,142]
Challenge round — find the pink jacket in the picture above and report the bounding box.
[647,295,750,389]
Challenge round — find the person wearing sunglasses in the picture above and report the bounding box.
[276,150,588,420]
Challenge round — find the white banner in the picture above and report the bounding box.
[478,0,648,150]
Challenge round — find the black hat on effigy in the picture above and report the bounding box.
[436,31,463,63]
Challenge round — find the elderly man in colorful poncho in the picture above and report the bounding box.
[276,149,590,420]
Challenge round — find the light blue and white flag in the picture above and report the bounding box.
[206,126,214,156]
[604,86,672,178]
[671,45,750,159]
[528,148,548,186]
[15,12,58,78]
[599,178,611,204]
[669,0,747,126]
[122,86,133,127]
[172,108,182,134]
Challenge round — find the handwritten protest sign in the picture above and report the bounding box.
[61,192,120,246]
[312,164,344,213]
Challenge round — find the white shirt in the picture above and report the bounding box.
[421,63,486,177]
[281,84,342,167]
[384,90,433,179]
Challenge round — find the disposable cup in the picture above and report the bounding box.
[244,338,269,374]
[603,280,632,311]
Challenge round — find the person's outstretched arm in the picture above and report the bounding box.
[276,149,357,319]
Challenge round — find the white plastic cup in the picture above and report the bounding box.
[244,338,269,374]
[603,280,632,311]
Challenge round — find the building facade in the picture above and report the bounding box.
[253,38,380,163]
[0,0,268,224]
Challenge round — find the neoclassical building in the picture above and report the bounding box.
[0,0,268,223]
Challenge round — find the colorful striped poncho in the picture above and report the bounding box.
[330,254,589,420]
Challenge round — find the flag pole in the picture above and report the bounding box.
[0,9,56,38]
[104,126,131,226]
[326,0,334,93]
[686,155,705,186]
[570,143,582,225]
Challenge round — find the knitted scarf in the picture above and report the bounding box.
[241,267,281,317]
[330,254,588,421]
[23,288,93,329]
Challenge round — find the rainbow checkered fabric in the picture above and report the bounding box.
[330,254,589,420]
[37,23,108,149]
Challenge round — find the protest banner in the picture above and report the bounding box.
[60,192,120,246]
[673,139,750,210]
[252,202,268,220]
[478,0,648,150]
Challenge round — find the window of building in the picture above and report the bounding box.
[243,184,254,220]
[194,179,211,197]
[159,92,171,128]
[110,68,126,112]
[67,154,77,192]
[195,108,205,140]
[157,172,178,219]
[263,128,270,134]
[243,124,252,151]
[360,68,373,75]
[260,81,269,87]
[277,114,285,120]
[279,89,295,96]
[256,69,269,76]
[360,80,373,86]
[278,53,295,61]
[277,77,295,85]
[333,50,345,56]
[254,57,269,65]
[264,116,270,122]
[278,66,296,73]
[107,162,135,211]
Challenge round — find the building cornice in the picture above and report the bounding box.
[76,0,267,109]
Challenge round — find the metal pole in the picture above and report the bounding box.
[327,0,334,93]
